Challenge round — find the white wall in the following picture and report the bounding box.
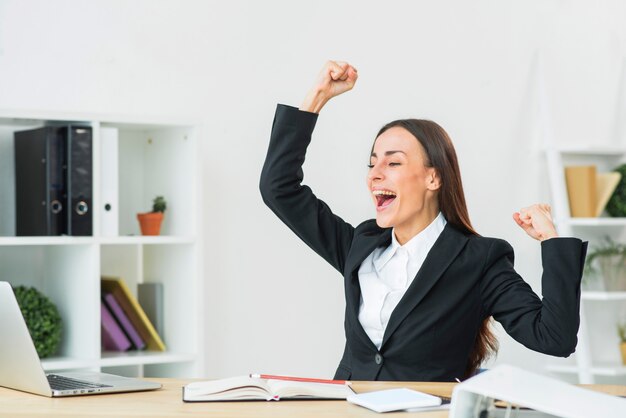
[1,0,626,380]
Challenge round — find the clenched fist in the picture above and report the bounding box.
[300,60,358,114]
[513,204,558,241]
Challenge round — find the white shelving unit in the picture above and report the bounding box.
[539,58,626,382]
[0,109,203,378]
[545,147,626,384]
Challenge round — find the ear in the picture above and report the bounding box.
[426,169,441,191]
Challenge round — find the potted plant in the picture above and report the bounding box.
[13,285,62,358]
[618,323,626,365]
[137,196,166,236]
[584,237,626,291]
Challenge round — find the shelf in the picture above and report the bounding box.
[0,236,196,246]
[550,146,626,156]
[555,218,626,227]
[0,236,95,246]
[98,236,196,245]
[0,108,198,129]
[41,352,196,371]
[547,363,626,376]
[99,351,196,367]
[582,291,626,301]
[41,357,97,371]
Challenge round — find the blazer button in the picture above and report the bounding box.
[375,353,383,365]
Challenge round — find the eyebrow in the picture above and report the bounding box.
[370,150,407,158]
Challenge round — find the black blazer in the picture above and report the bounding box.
[260,104,588,382]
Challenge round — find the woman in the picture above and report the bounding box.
[260,61,587,382]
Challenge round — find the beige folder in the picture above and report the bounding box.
[565,166,597,217]
[565,166,622,217]
[595,172,621,216]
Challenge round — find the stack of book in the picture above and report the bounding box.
[564,166,621,217]
[100,277,166,352]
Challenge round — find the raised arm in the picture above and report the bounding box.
[259,61,359,273]
[480,204,586,356]
[481,236,587,356]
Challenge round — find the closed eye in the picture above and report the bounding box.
[367,162,401,168]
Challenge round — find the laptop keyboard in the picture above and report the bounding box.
[47,374,112,391]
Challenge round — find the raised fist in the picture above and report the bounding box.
[300,60,358,113]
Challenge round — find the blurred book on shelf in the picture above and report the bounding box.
[138,283,164,337]
[101,277,166,351]
[101,301,131,351]
[595,172,621,216]
[102,292,146,350]
[565,165,621,217]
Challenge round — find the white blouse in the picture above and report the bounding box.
[357,212,447,350]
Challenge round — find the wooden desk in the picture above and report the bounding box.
[0,379,624,418]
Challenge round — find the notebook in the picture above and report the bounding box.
[0,281,161,397]
[347,388,443,413]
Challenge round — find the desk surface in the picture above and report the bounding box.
[1,379,625,418]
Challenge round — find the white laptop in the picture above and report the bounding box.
[0,281,162,397]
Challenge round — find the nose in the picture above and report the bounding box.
[367,162,384,183]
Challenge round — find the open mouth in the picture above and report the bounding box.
[372,189,397,210]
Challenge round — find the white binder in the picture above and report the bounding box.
[100,127,119,237]
[450,364,626,418]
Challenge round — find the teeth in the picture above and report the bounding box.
[372,190,396,196]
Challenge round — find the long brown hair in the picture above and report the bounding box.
[375,119,499,378]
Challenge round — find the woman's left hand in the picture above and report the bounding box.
[513,204,558,241]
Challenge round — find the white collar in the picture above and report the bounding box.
[373,212,447,273]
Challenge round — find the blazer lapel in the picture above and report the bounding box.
[345,228,392,277]
[344,227,392,350]
[380,224,469,350]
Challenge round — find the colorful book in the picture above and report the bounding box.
[103,292,146,350]
[101,301,131,351]
[101,277,166,351]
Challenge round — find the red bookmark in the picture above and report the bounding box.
[249,373,350,385]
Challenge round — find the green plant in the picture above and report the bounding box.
[619,323,626,343]
[606,164,626,217]
[584,237,626,276]
[583,237,626,291]
[13,286,62,358]
[152,196,166,213]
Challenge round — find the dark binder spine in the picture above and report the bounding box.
[48,128,67,235]
[14,127,66,236]
[64,126,93,236]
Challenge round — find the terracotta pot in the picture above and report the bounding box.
[137,212,164,236]
[621,342,626,365]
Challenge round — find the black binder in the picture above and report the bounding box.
[60,126,93,236]
[14,125,92,236]
[14,127,67,236]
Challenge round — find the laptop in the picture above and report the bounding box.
[0,281,162,397]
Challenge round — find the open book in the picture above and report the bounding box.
[182,375,355,402]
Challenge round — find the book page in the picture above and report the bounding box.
[267,379,354,399]
[184,376,273,401]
